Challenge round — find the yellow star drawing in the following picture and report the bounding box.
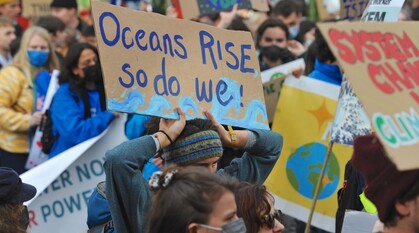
[308,98,334,131]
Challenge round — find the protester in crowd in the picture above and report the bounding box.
[80,25,97,48]
[104,107,283,233]
[58,27,78,57]
[34,16,67,65]
[272,0,303,39]
[307,27,342,85]
[295,20,316,48]
[50,0,89,33]
[0,0,21,37]
[352,134,419,233]
[0,167,36,233]
[86,113,153,233]
[147,165,244,233]
[48,43,117,158]
[255,18,296,71]
[0,26,60,174]
[235,182,285,233]
[0,16,15,68]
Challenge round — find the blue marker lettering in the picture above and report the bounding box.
[119,63,135,88]
[240,44,254,73]
[174,35,188,59]
[150,31,162,52]
[195,78,213,102]
[135,29,147,51]
[99,12,120,46]
[199,30,217,70]
[225,42,239,70]
[122,27,133,49]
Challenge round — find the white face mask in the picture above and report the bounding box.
[198,218,247,233]
[304,39,313,47]
[289,25,299,39]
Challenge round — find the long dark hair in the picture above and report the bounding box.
[147,166,239,233]
[256,18,290,49]
[235,182,274,232]
[59,42,106,117]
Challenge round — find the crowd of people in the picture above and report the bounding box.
[0,0,418,232]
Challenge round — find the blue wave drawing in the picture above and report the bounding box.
[178,96,199,120]
[107,90,145,112]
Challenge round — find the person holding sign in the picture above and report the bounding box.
[0,26,60,174]
[48,43,117,158]
[104,108,283,233]
[352,134,419,233]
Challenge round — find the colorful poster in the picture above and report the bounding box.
[23,117,127,233]
[318,21,419,170]
[261,58,305,122]
[92,1,269,130]
[265,76,352,232]
[178,0,269,19]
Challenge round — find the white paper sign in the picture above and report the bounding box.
[26,70,60,169]
[22,116,127,233]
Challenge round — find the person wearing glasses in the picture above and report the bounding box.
[235,182,285,233]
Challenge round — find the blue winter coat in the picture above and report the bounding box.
[308,58,343,85]
[49,83,115,158]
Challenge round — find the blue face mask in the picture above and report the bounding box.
[289,25,299,39]
[27,50,49,67]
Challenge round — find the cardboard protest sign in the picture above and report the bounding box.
[265,76,352,232]
[316,0,340,20]
[23,117,127,233]
[318,21,419,170]
[178,0,269,19]
[263,78,284,123]
[22,0,52,18]
[361,0,405,22]
[92,1,269,130]
[261,59,305,122]
[339,0,369,21]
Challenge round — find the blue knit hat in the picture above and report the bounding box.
[162,130,223,166]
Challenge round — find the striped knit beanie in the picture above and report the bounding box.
[162,130,223,166]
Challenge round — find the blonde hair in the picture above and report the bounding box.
[12,26,60,86]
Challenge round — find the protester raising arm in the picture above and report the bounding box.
[204,111,283,184]
[104,108,186,233]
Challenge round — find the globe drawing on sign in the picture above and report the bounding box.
[286,142,340,200]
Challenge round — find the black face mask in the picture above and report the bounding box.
[260,45,294,63]
[82,63,103,83]
[20,206,29,229]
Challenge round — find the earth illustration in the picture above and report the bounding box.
[286,142,340,200]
